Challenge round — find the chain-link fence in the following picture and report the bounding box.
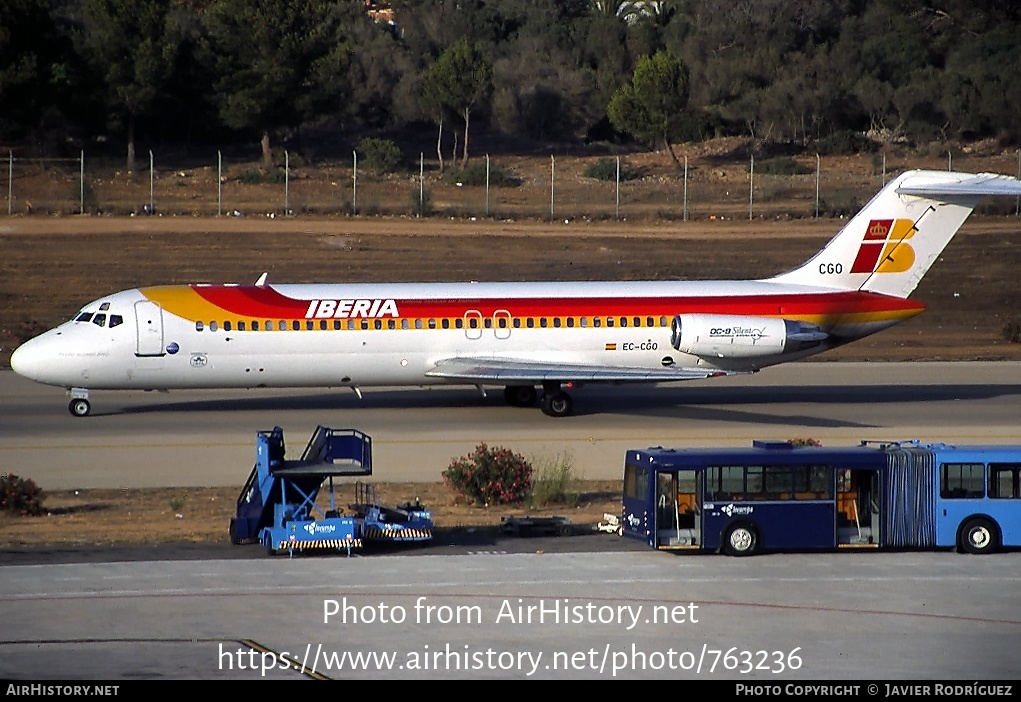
[3,148,1019,220]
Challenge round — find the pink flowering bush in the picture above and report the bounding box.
[1,473,44,516]
[442,443,533,506]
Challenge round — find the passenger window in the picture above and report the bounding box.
[940,463,985,499]
[196,321,204,331]
[402,319,410,330]
[238,321,246,331]
[566,317,574,328]
[428,318,437,329]
[92,314,107,327]
[442,319,450,329]
[553,318,561,328]
[292,321,300,331]
[620,317,628,327]
[278,321,287,331]
[320,320,328,330]
[109,315,123,328]
[334,320,342,330]
[540,318,548,328]
[606,317,614,327]
[251,321,259,331]
[388,319,396,330]
[374,320,382,330]
[306,321,315,331]
[593,317,601,328]
[415,319,423,329]
[224,321,232,331]
[526,318,534,328]
[210,321,219,331]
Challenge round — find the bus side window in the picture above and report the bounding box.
[990,464,1021,499]
[940,463,985,499]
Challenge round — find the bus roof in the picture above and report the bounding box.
[627,440,1021,471]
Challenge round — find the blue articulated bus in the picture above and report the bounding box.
[622,440,1021,555]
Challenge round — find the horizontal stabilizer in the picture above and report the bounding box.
[426,357,743,383]
[896,171,1021,198]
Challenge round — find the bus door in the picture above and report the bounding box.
[837,468,881,547]
[655,470,701,549]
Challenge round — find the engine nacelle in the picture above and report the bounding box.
[670,314,828,359]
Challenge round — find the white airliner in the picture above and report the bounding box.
[11,169,1021,418]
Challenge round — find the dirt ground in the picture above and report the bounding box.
[2,144,1021,547]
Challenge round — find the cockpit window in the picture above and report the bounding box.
[109,314,123,328]
[99,302,111,311]
[75,312,93,323]
[92,313,107,327]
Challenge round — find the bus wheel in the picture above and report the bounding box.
[723,523,759,557]
[960,518,998,555]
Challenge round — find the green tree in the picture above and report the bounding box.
[201,0,351,169]
[79,0,180,172]
[607,50,690,166]
[427,38,493,169]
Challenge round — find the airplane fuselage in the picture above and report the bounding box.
[12,279,919,393]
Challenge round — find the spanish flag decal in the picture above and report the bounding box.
[605,343,617,351]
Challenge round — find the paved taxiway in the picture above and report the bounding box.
[1,550,1019,679]
[2,362,1020,680]
[2,362,1020,489]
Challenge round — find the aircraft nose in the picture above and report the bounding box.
[10,334,60,383]
[10,337,43,381]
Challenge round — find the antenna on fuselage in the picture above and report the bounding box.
[255,272,268,286]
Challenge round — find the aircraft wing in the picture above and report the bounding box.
[425,357,743,383]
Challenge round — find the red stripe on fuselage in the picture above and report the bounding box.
[187,286,922,319]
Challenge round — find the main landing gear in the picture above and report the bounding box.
[503,383,574,417]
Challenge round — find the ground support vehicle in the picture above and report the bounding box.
[230,426,432,555]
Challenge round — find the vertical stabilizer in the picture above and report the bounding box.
[768,170,1021,299]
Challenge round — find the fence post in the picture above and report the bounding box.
[420,152,425,218]
[550,155,555,219]
[1016,149,1020,217]
[352,150,357,215]
[815,153,820,219]
[7,151,12,216]
[615,156,620,221]
[948,150,952,171]
[485,154,490,217]
[749,154,754,221]
[80,150,85,215]
[683,155,688,222]
[149,150,154,214]
[284,150,289,215]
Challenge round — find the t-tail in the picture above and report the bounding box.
[769,170,1021,298]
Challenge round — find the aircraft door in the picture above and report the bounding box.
[464,310,483,340]
[493,309,511,340]
[134,300,165,356]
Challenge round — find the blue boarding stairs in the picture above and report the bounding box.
[229,426,432,556]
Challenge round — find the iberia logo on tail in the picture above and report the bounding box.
[850,219,916,274]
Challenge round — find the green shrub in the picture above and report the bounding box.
[529,451,577,506]
[236,168,286,184]
[756,157,812,176]
[788,438,822,447]
[1002,322,1021,343]
[357,137,402,175]
[442,443,533,506]
[816,130,877,156]
[583,157,639,181]
[444,162,521,187]
[1,473,44,516]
